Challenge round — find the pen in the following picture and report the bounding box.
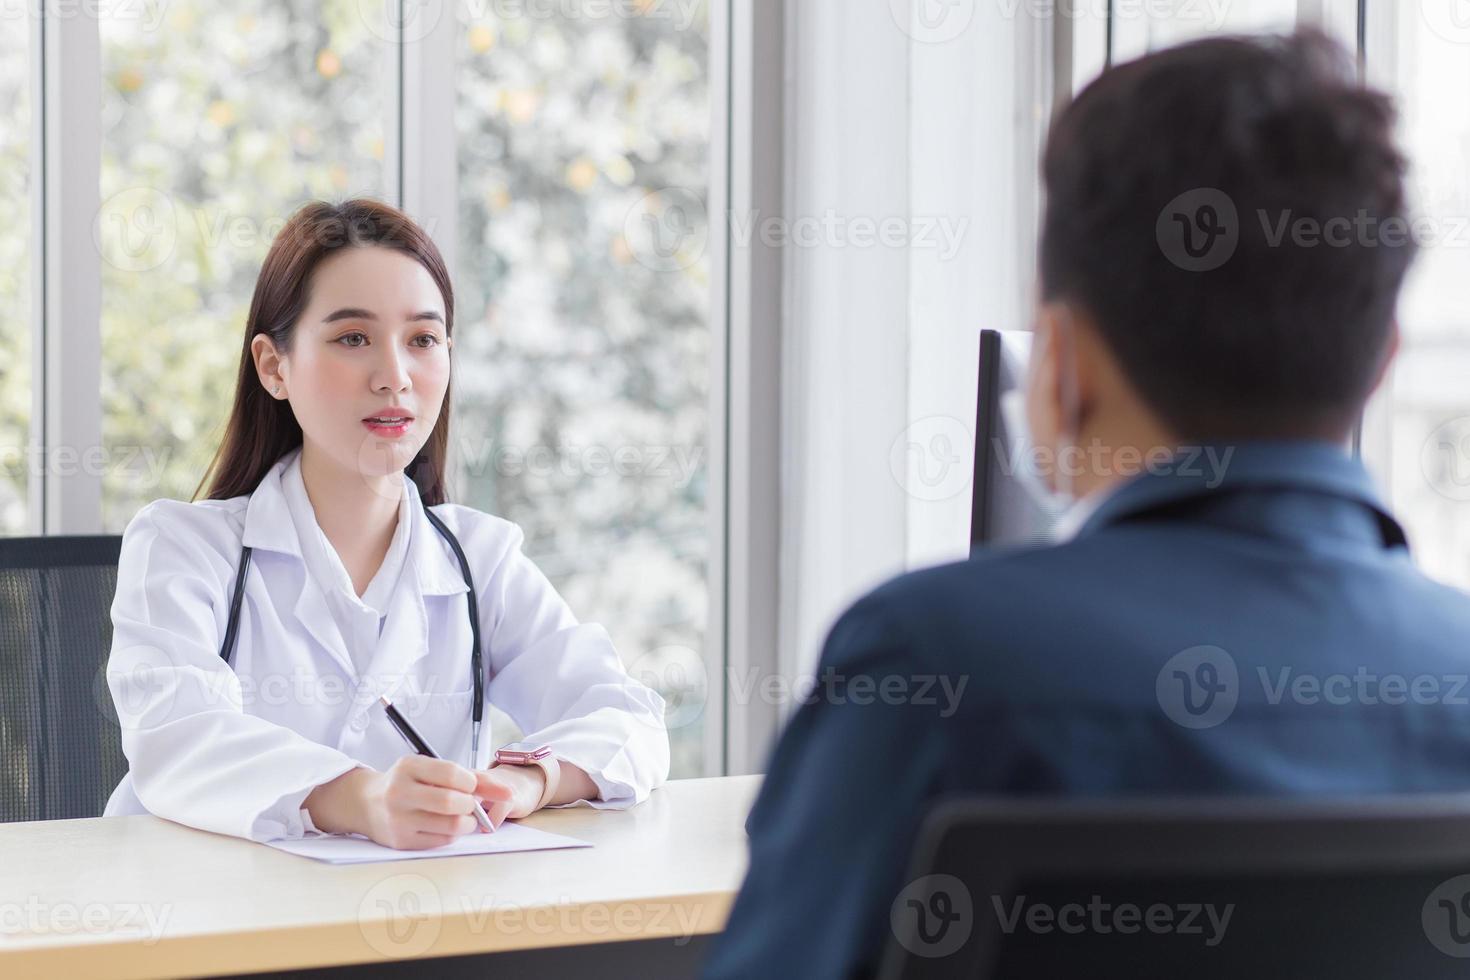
[379,695,495,834]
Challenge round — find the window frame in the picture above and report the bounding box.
[32,2,102,536]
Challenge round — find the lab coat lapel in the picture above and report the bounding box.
[292,578,361,683]
[240,450,362,683]
[242,451,471,692]
[361,485,469,694]
[362,555,430,695]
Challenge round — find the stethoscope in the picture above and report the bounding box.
[218,493,486,767]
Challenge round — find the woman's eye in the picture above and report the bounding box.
[337,331,440,348]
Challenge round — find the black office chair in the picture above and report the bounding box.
[0,535,127,822]
[877,794,1470,980]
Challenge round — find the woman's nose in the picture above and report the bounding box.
[372,347,412,391]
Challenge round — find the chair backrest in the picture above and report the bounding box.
[877,794,1470,980]
[0,535,126,822]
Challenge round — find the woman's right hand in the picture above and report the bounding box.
[305,757,487,849]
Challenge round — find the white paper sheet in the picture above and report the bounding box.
[264,822,592,864]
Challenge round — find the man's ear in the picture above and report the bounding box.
[1042,301,1100,440]
[1027,302,1063,436]
[1066,310,1111,435]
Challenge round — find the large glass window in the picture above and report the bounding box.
[1111,0,1301,61]
[1361,6,1470,589]
[0,16,31,535]
[454,1,713,777]
[98,0,389,528]
[1076,3,1354,114]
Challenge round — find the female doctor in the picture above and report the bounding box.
[104,199,670,848]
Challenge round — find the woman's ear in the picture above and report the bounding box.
[251,334,287,398]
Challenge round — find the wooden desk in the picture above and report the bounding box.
[0,775,760,979]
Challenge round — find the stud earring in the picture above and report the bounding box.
[272,386,281,397]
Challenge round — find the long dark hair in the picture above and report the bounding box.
[194,199,456,505]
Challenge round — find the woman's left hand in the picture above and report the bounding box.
[473,765,548,829]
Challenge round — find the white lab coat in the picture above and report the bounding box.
[103,447,670,841]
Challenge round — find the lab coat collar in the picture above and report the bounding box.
[239,448,472,688]
[240,447,471,597]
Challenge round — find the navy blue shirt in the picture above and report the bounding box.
[702,442,1470,980]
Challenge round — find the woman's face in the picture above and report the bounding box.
[256,245,451,485]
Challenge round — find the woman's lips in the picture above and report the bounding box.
[362,418,413,437]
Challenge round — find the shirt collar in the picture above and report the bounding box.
[240,446,469,597]
[1051,481,1117,544]
[1072,440,1408,550]
[280,451,410,614]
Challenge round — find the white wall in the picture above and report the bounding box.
[779,0,912,690]
[779,0,1053,693]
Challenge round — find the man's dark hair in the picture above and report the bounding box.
[1039,30,1415,440]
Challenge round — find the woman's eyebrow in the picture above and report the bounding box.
[322,307,377,323]
[321,308,443,324]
